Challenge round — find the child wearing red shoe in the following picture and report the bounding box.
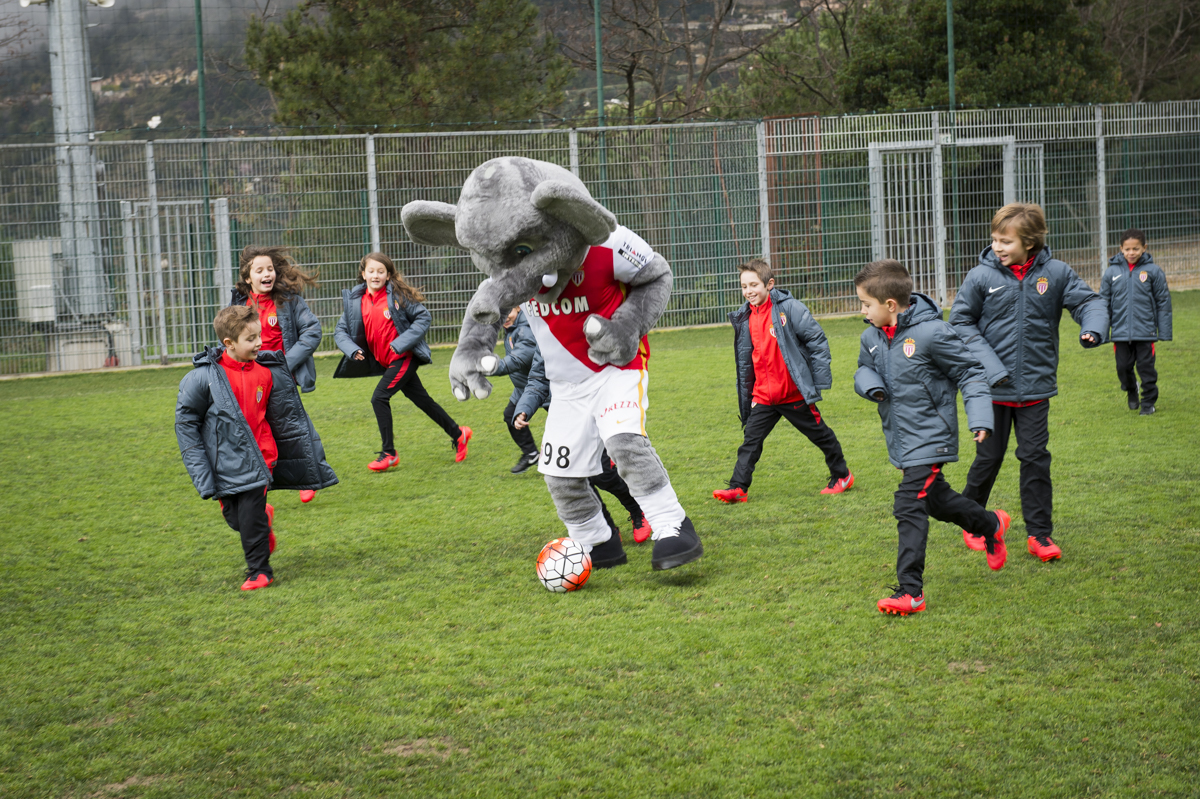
[176,306,338,590]
[853,260,1008,616]
[230,245,322,503]
[713,259,851,504]
[950,203,1107,562]
[333,252,471,471]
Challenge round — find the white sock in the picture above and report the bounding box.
[635,483,686,540]
[565,511,612,551]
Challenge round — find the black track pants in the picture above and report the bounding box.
[962,401,1052,539]
[504,399,537,455]
[371,360,459,455]
[588,449,644,525]
[894,464,998,594]
[1114,341,1158,406]
[219,486,272,579]
[729,401,848,491]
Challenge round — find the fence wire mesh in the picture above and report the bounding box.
[1,101,1198,376]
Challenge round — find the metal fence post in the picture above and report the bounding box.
[1095,106,1108,269]
[366,134,381,253]
[756,121,771,262]
[213,197,233,301]
[120,200,143,366]
[146,141,169,364]
[568,129,580,177]
[1001,137,1016,205]
[868,144,884,260]
[932,114,948,306]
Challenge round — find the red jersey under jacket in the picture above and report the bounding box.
[246,293,285,352]
[361,289,410,369]
[749,298,805,406]
[219,351,278,470]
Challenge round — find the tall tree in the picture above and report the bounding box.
[838,0,1129,112]
[245,0,571,128]
[1080,0,1200,100]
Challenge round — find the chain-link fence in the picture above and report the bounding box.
[1,101,1198,376]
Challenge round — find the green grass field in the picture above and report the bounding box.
[2,294,1198,798]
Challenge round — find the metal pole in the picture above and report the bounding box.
[755,121,771,262]
[932,114,947,306]
[194,0,207,138]
[366,134,381,252]
[946,0,956,113]
[1096,106,1108,270]
[213,197,233,301]
[146,142,170,364]
[594,0,608,201]
[120,200,144,366]
[568,128,580,176]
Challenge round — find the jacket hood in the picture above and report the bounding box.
[978,244,1054,271]
[898,292,942,328]
[1108,251,1154,267]
[511,309,531,332]
[192,346,286,368]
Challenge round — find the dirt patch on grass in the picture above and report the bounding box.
[86,775,167,797]
[379,737,469,760]
[948,660,989,673]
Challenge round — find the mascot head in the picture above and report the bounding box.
[401,157,616,325]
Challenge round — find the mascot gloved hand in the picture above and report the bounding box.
[402,157,702,572]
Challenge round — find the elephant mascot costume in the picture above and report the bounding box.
[401,157,702,572]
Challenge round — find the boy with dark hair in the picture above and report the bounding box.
[1100,227,1172,415]
[854,260,1009,616]
[950,203,1107,562]
[176,305,338,591]
[712,259,852,504]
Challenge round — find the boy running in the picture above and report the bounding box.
[854,260,1009,616]
[713,259,852,503]
[950,203,1107,562]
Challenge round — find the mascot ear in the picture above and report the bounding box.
[401,201,464,248]
[531,180,616,246]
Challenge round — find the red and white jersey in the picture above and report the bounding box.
[522,226,655,385]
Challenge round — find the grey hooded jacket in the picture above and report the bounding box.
[728,288,832,424]
[332,283,434,378]
[1100,252,1172,342]
[491,311,539,404]
[514,347,552,420]
[949,246,1107,403]
[229,290,322,393]
[175,347,339,500]
[855,293,993,469]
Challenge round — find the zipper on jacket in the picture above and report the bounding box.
[1015,269,1025,400]
[213,357,272,483]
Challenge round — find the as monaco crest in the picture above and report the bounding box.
[1036,277,1049,295]
[903,337,916,358]
[256,386,264,402]
[779,312,787,326]
[572,269,586,286]
[267,314,278,327]
[1139,271,1148,283]
[383,309,391,319]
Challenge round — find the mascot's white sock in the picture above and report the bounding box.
[565,511,612,551]
[635,483,687,540]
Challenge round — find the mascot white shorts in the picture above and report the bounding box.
[537,367,649,478]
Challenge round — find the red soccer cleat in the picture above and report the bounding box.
[299,490,315,503]
[241,573,273,591]
[368,451,399,472]
[632,516,653,543]
[878,589,926,616]
[985,509,1010,571]
[455,426,473,463]
[266,503,276,553]
[821,472,855,494]
[962,530,987,551]
[713,487,748,504]
[1027,535,1062,562]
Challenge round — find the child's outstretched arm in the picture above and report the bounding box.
[949,275,1009,386]
[791,301,833,390]
[513,348,550,427]
[932,325,993,438]
[175,374,216,499]
[1152,270,1173,341]
[481,326,536,378]
[286,295,323,371]
[1062,268,1107,347]
[853,337,886,402]
[390,300,433,356]
[333,309,361,359]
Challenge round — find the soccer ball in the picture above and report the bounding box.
[535,537,592,593]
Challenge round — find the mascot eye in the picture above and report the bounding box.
[513,244,534,258]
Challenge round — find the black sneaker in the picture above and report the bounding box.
[651,517,703,570]
[511,451,539,474]
[1139,404,1156,416]
[589,529,628,569]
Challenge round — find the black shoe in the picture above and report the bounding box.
[1139,404,1156,416]
[1127,393,1140,410]
[511,451,539,474]
[589,529,627,569]
[651,517,703,571]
